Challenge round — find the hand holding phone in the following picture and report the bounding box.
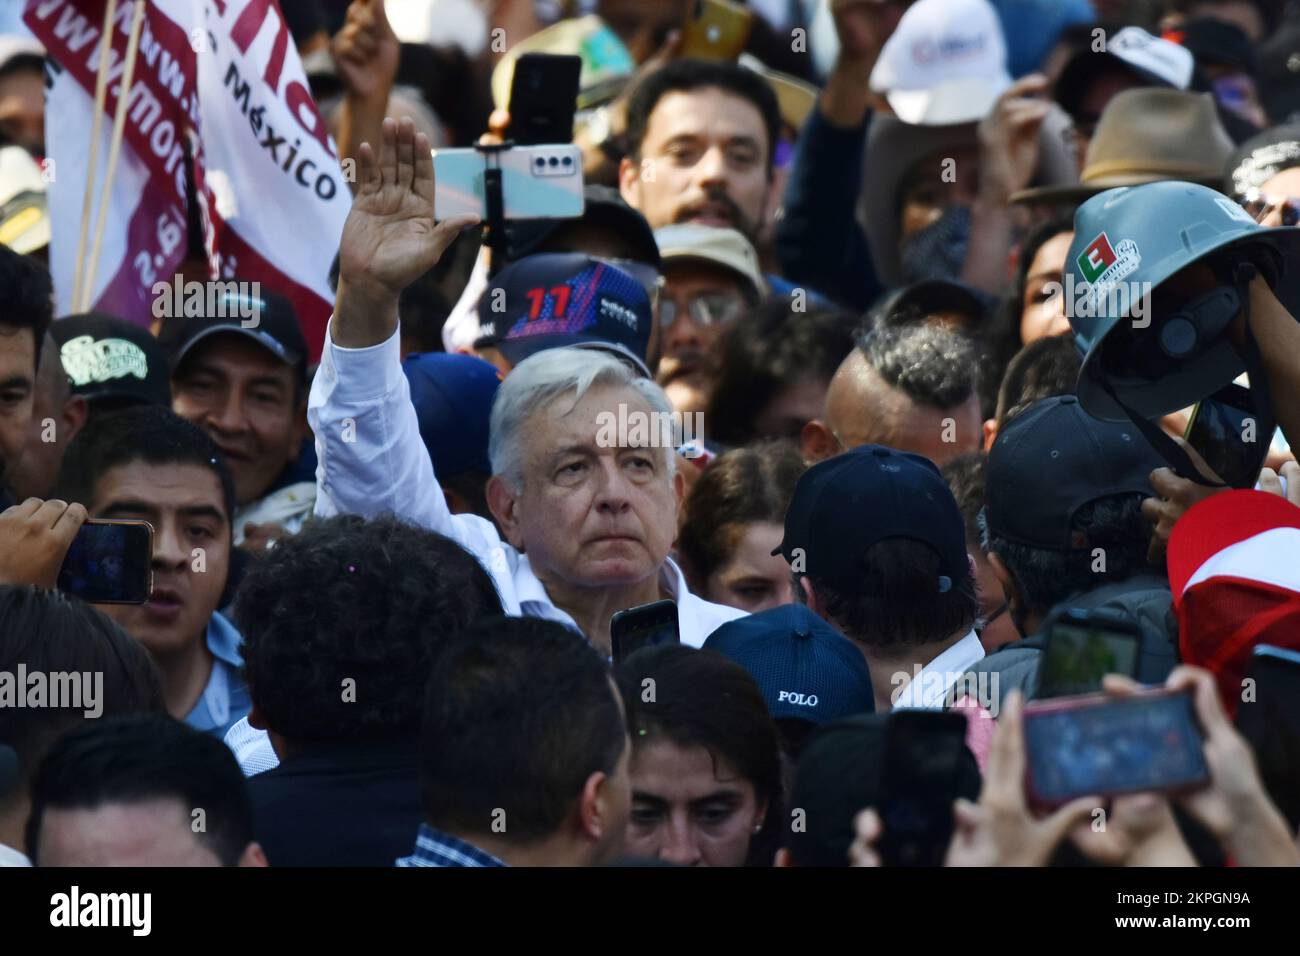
[1022,688,1209,808]
[57,519,154,605]
[1037,608,1142,699]
[680,0,754,61]
[1184,382,1270,489]
[610,599,680,661]
[0,497,88,590]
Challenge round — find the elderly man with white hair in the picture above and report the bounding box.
[308,117,744,652]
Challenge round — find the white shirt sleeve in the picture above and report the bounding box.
[307,319,505,563]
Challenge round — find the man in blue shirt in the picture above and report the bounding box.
[54,405,249,738]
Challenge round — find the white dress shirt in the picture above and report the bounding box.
[307,321,745,647]
[890,629,987,710]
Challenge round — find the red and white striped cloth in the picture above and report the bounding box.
[1167,489,1300,716]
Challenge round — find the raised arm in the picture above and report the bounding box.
[310,117,484,542]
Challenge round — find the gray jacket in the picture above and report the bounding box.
[964,573,1178,708]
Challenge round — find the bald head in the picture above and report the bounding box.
[802,325,981,467]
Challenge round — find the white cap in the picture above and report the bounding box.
[0,146,48,255]
[1104,26,1194,90]
[869,0,1011,126]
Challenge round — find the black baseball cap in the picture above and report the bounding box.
[986,395,1162,550]
[51,313,171,407]
[703,604,874,725]
[774,445,969,593]
[475,252,653,375]
[785,713,981,867]
[161,286,308,384]
[506,185,660,267]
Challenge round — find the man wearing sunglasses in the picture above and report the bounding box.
[652,224,766,415]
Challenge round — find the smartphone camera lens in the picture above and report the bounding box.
[548,156,558,166]
[562,156,573,166]
[534,157,544,168]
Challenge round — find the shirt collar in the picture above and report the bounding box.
[399,824,507,867]
[206,612,244,668]
[892,629,986,710]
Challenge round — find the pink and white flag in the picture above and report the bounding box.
[25,0,348,360]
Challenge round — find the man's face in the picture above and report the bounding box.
[37,798,226,866]
[821,352,981,467]
[625,738,764,867]
[899,145,979,239]
[490,384,682,592]
[656,260,751,409]
[0,326,36,490]
[704,520,794,613]
[8,334,85,500]
[171,335,305,506]
[0,65,45,156]
[620,87,771,237]
[598,0,689,63]
[92,462,230,660]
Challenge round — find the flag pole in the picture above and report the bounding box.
[82,0,146,312]
[71,0,118,313]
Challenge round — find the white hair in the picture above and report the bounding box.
[489,347,677,491]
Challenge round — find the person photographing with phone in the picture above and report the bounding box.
[311,117,744,654]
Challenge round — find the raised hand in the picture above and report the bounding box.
[333,117,478,348]
[332,0,400,102]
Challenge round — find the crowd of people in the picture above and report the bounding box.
[3,0,1300,870]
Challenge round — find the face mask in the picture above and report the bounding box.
[899,204,972,284]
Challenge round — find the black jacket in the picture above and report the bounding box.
[247,737,422,867]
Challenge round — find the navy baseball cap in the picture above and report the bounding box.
[162,286,308,384]
[703,604,874,724]
[51,313,171,407]
[986,395,1161,550]
[774,445,969,593]
[402,352,502,477]
[474,253,653,375]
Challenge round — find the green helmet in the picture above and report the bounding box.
[1066,181,1300,421]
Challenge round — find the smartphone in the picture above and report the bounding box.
[1037,609,1142,699]
[610,599,680,662]
[57,519,153,604]
[508,53,582,146]
[680,0,753,61]
[433,145,585,221]
[1184,382,1270,489]
[1023,690,1210,807]
[1236,645,1300,826]
[877,711,968,867]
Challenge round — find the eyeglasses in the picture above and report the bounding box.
[1240,188,1300,226]
[659,289,749,329]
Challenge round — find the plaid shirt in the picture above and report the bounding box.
[395,824,506,868]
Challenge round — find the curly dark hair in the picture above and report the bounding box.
[233,514,504,744]
[858,322,979,410]
[677,440,806,591]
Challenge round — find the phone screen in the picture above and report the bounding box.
[878,711,967,866]
[610,600,680,661]
[1236,645,1300,826]
[57,520,153,604]
[1185,383,1269,488]
[1024,692,1208,806]
[1038,622,1141,698]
